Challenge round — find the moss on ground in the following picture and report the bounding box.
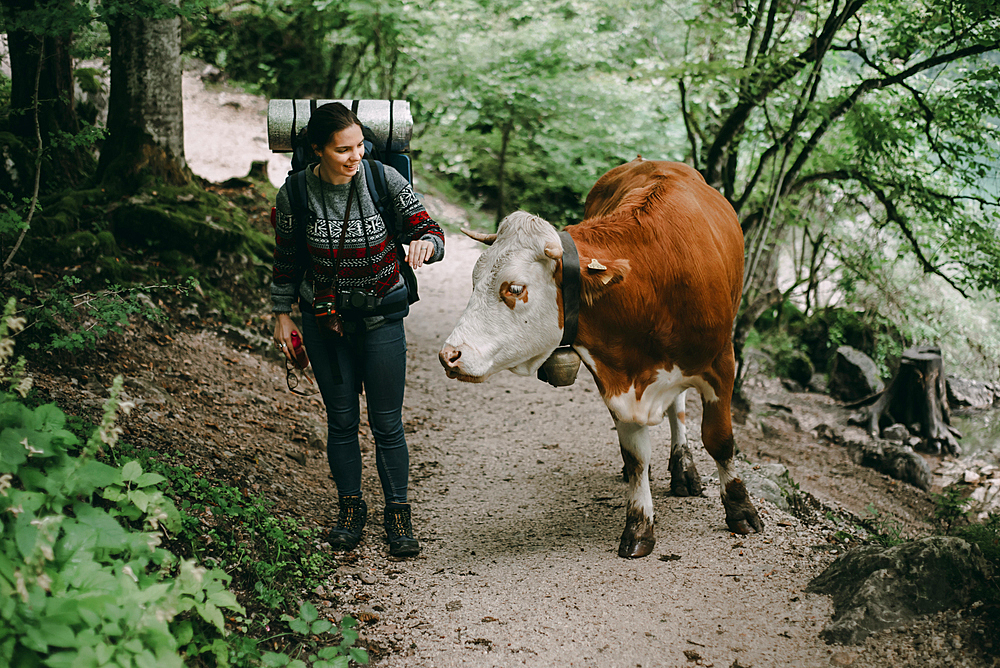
[10,176,275,326]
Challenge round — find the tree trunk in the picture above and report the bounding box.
[733,286,782,395]
[97,0,191,194]
[1,0,94,193]
[866,346,961,455]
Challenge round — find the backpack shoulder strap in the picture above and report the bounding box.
[284,169,311,261]
[363,157,399,240]
[363,158,420,305]
[284,169,310,218]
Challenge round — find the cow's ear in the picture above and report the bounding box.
[579,257,630,306]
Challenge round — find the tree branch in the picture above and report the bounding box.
[791,169,970,297]
[678,79,699,169]
[782,42,999,191]
[742,0,769,74]
[703,0,867,187]
[736,56,823,213]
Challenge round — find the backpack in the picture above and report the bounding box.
[280,101,419,306]
[285,99,413,183]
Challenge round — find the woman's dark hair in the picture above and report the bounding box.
[307,102,362,151]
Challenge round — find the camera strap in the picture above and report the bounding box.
[318,167,357,288]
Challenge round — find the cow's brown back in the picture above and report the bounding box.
[571,159,744,378]
[583,158,674,219]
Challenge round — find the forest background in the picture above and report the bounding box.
[2,0,1000,383]
[1,0,1000,666]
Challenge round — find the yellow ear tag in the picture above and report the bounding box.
[587,259,607,271]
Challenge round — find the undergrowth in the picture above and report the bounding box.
[931,488,1000,572]
[0,297,367,667]
[106,443,341,616]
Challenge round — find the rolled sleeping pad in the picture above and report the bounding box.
[267,99,413,154]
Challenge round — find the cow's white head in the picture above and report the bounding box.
[439,211,629,383]
[440,212,563,382]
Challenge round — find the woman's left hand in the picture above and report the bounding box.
[407,239,434,269]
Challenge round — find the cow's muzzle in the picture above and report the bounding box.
[438,345,487,383]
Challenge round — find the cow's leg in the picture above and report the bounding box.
[701,353,763,535]
[615,418,656,558]
[667,390,702,497]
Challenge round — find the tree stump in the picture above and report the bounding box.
[866,346,961,455]
[246,160,270,181]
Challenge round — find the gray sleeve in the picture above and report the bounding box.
[421,234,445,263]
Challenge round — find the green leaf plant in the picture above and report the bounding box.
[0,296,245,667]
[261,604,369,668]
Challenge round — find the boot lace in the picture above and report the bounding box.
[385,508,412,538]
[337,499,366,533]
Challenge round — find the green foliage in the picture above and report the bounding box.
[411,0,681,225]
[49,121,107,152]
[929,485,1000,570]
[958,513,1000,569]
[185,0,681,226]
[673,0,1000,357]
[0,72,10,112]
[112,443,340,614]
[931,487,971,534]
[19,276,177,354]
[795,307,905,380]
[0,298,245,667]
[0,189,32,240]
[817,246,1000,381]
[861,504,906,548]
[743,326,816,384]
[184,0,413,99]
[262,606,369,668]
[0,297,359,667]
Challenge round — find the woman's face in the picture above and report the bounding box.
[314,123,365,184]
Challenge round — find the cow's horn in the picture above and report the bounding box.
[462,228,497,245]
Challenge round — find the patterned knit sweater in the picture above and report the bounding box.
[270,162,444,315]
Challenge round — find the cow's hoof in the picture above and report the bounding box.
[618,514,655,558]
[722,479,764,534]
[726,515,763,535]
[669,451,702,497]
[618,534,656,558]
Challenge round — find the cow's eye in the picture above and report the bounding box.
[499,281,528,308]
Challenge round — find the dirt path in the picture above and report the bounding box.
[318,231,845,668]
[152,70,980,667]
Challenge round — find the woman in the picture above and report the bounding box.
[271,102,444,557]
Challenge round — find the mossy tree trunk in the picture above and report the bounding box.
[1,0,95,195]
[96,0,192,196]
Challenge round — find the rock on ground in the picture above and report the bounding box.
[807,536,994,645]
[829,346,885,402]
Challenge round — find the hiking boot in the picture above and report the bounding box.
[384,502,420,558]
[328,495,367,551]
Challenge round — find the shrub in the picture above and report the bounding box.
[0,296,244,667]
[793,306,905,378]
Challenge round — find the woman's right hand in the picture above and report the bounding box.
[273,313,299,362]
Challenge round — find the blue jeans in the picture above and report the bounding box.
[301,312,409,504]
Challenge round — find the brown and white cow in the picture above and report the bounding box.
[439,158,763,558]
